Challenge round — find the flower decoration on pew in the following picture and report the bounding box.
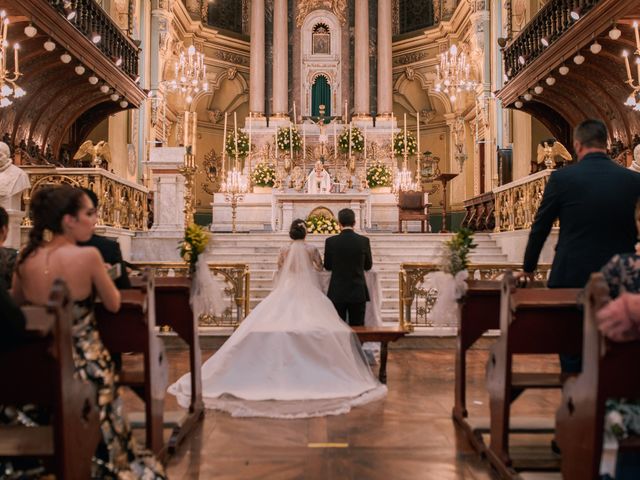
[179,223,210,274]
[338,127,364,153]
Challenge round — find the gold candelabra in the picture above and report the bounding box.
[220,168,249,233]
[622,21,640,110]
[0,10,26,108]
[179,152,197,226]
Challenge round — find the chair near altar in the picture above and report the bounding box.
[397,191,431,233]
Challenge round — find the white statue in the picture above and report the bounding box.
[0,142,30,199]
[630,144,640,173]
[306,161,332,194]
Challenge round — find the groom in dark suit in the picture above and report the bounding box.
[324,208,373,326]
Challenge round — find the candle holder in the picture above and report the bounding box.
[178,152,198,226]
[220,168,249,233]
[622,22,640,110]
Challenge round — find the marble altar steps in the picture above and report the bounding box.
[205,233,508,323]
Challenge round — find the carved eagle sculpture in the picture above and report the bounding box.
[73,140,111,168]
[536,139,572,169]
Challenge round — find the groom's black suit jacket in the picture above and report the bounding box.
[524,152,640,288]
[324,229,373,303]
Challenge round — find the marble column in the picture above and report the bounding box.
[354,0,370,117]
[249,0,265,115]
[377,0,393,116]
[272,0,288,117]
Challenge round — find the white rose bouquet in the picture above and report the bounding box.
[393,131,418,156]
[305,215,340,234]
[338,127,364,153]
[225,130,250,158]
[275,126,302,152]
[251,163,276,187]
[366,162,392,188]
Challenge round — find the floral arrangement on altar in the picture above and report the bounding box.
[251,163,276,187]
[366,162,393,188]
[179,223,210,274]
[225,130,250,158]
[393,131,418,156]
[338,126,364,153]
[306,214,340,234]
[275,126,302,152]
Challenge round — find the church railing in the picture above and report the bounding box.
[493,169,555,232]
[48,0,140,78]
[503,0,601,81]
[22,167,149,231]
[399,263,551,328]
[130,262,251,328]
[462,192,495,232]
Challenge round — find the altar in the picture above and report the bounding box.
[272,192,370,231]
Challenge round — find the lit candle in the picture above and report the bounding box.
[416,110,420,157]
[234,111,238,170]
[348,122,352,158]
[403,113,408,158]
[303,123,306,160]
[624,50,632,82]
[184,111,189,146]
[344,100,348,123]
[289,121,293,159]
[364,125,367,159]
[275,126,279,160]
[192,111,197,155]
[391,112,395,156]
[14,43,19,74]
[222,112,228,174]
[333,122,337,155]
[637,57,640,88]
[293,101,297,124]
[248,112,252,160]
[634,22,640,53]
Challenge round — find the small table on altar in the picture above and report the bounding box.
[272,192,371,231]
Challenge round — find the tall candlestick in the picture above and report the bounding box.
[222,112,228,174]
[192,111,197,155]
[391,112,395,156]
[293,101,297,124]
[348,122,352,158]
[637,57,640,87]
[289,122,293,159]
[624,51,632,82]
[275,126,279,160]
[333,122,338,156]
[162,99,166,144]
[634,22,640,53]
[416,110,420,157]
[14,43,19,73]
[248,112,252,159]
[184,112,189,146]
[344,100,348,123]
[403,113,408,158]
[234,111,238,170]
[364,125,367,159]
[303,123,306,160]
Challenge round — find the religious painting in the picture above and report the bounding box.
[312,24,330,55]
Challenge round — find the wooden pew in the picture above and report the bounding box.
[351,326,406,384]
[485,272,582,477]
[95,273,168,457]
[148,276,204,454]
[0,280,101,478]
[556,273,640,480]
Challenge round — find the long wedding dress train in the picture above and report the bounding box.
[168,240,387,418]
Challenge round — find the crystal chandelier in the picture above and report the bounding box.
[0,11,26,108]
[434,44,477,103]
[164,45,208,104]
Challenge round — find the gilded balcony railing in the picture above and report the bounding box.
[503,0,601,80]
[48,0,140,78]
[23,167,148,231]
[399,263,552,328]
[493,170,557,232]
[130,262,251,328]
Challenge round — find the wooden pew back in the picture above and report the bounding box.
[556,273,640,480]
[0,280,101,478]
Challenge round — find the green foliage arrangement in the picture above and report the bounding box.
[250,163,276,187]
[443,228,477,275]
[366,162,393,188]
[338,126,365,153]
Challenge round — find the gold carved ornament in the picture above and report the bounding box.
[296,0,347,27]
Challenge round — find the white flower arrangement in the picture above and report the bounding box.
[306,214,340,234]
[338,127,364,153]
[393,131,418,156]
[250,163,276,187]
[366,162,393,188]
[275,126,302,152]
[225,130,250,158]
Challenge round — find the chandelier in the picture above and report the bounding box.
[0,11,26,108]
[164,45,208,104]
[434,44,477,103]
[394,167,417,193]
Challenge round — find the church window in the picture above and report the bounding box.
[399,0,435,35]
[312,24,330,55]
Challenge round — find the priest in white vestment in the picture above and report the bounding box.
[306,160,332,194]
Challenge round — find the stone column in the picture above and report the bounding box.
[272,0,288,117]
[354,0,370,117]
[249,0,265,116]
[377,0,393,116]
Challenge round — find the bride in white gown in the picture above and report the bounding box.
[168,219,387,418]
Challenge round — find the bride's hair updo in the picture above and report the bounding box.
[289,219,307,240]
[18,185,86,266]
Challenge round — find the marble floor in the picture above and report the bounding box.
[123,347,562,480]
